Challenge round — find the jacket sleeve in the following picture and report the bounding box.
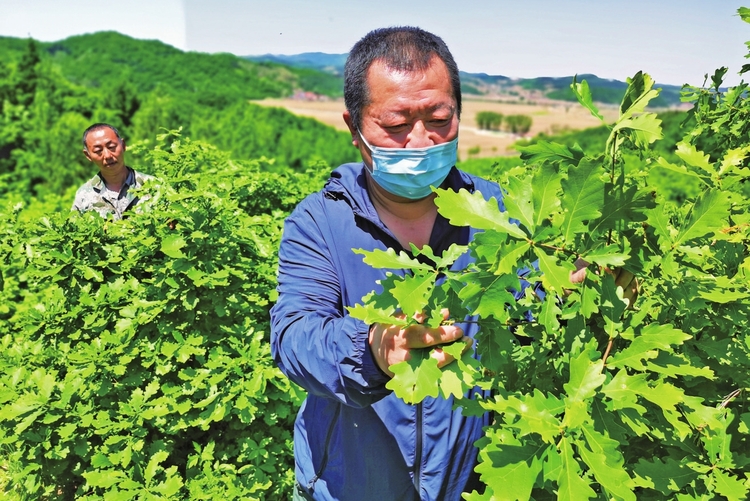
[270,196,391,408]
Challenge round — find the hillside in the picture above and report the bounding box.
[0,32,359,200]
[0,32,343,101]
[246,52,685,107]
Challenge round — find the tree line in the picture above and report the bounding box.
[0,33,358,203]
[475,110,533,134]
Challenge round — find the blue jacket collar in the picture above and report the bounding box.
[323,162,476,223]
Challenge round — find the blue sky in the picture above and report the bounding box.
[1,0,748,86]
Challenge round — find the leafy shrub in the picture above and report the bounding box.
[352,68,750,500]
[0,133,322,500]
[504,114,533,134]
[475,111,503,131]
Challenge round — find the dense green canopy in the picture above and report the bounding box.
[0,32,358,201]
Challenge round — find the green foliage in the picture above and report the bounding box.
[504,114,533,135]
[185,101,358,170]
[457,156,523,180]
[44,32,293,101]
[523,73,684,107]
[0,133,322,499]
[0,33,357,201]
[350,25,750,499]
[473,111,532,135]
[476,111,504,131]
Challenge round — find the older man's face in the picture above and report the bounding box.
[83,127,126,175]
[345,56,459,167]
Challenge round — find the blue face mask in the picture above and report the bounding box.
[358,132,458,200]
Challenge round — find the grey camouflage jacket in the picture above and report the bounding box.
[71,167,155,220]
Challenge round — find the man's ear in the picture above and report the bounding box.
[342,110,359,147]
[83,149,93,162]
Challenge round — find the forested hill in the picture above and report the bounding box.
[0,32,344,103]
[459,72,684,107]
[247,52,685,107]
[0,32,359,200]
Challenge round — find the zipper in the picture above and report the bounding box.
[307,403,341,491]
[414,401,423,495]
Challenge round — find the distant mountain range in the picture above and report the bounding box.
[245,53,685,108]
[0,31,685,109]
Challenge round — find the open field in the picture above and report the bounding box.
[252,97,621,160]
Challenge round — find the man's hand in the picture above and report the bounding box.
[369,309,472,378]
[571,258,639,306]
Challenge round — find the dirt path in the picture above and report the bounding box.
[252,97,620,159]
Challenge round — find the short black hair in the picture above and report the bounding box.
[82,123,123,151]
[344,26,461,130]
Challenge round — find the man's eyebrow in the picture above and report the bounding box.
[379,104,455,121]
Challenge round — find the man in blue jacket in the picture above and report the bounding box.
[271,26,494,500]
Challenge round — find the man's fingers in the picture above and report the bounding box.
[406,323,464,348]
[570,258,589,284]
[430,336,473,369]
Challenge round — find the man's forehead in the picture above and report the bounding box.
[87,128,119,144]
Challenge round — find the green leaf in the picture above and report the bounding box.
[517,140,585,165]
[508,391,563,444]
[474,323,515,375]
[459,271,519,319]
[712,469,749,501]
[654,157,709,186]
[438,341,480,399]
[476,442,544,501]
[639,380,685,412]
[571,77,605,122]
[346,302,405,326]
[83,469,126,488]
[161,234,187,259]
[633,457,700,494]
[504,175,535,231]
[493,240,532,275]
[600,370,647,414]
[534,249,574,295]
[578,440,636,501]
[91,453,113,468]
[353,247,431,271]
[153,467,184,496]
[388,273,434,318]
[531,163,564,229]
[646,206,674,248]
[600,274,628,327]
[538,295,561,333]
[472,230,508,263]
[386,351,441,404]
[145,450,169,482]
[434,188,527,239]
[612,114,663,148]
[674,189,731,246]
[417,243,468,269]
[675,142,714,175]
[564,343,605,403]
[580,246,629,268]
[438,361,466,400]
[557,436,597,501]
[560,158,605,244]
[619,71,660,120]
[608,323,691,370]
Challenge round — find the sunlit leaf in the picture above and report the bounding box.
[560,158,605,244]
[434,188,527,239]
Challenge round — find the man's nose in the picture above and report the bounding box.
[404,122,433,148]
